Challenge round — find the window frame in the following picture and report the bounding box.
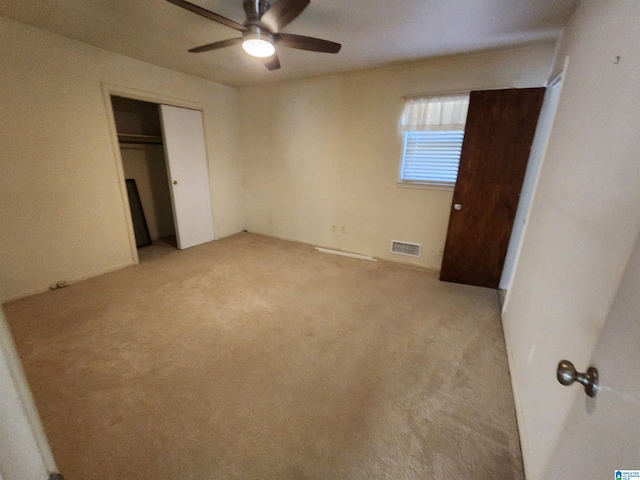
[397,92,469,190]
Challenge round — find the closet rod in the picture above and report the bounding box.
[117,133,163,145]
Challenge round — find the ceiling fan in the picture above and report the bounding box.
[166,0,342,71]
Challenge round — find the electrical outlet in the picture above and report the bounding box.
[332,225,336,232]
[341,226,346,233]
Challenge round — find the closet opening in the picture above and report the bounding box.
[110,96,177,254]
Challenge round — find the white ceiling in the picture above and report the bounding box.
[0,0,578,88]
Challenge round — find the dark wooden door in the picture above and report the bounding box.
[439,88,545,288]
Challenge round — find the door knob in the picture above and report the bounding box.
[173,180,178,185]
[453,203,462,211]
[556,360,599,397]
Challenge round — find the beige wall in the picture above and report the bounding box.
[240,44,555,269]
[0,17,244,302]
[502,1,640,478]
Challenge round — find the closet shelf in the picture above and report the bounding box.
[118,133,163,145]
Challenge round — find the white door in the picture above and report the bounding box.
[545,233,640,478]
[159,105,215,250]
[0,308,57,480]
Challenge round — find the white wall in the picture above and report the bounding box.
[0,17,244,302]
[502,1,640,478]
[240,44,555,269]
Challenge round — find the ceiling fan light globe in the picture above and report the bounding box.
[242,38,275,58]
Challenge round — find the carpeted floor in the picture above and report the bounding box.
[3,233,524,479]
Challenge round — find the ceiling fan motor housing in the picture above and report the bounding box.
[243,0,271,25]
[243,25,275,42]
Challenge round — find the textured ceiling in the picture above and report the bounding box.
[0,0,578,88]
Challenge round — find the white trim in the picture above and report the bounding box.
[315,247,377,262]
[101,83,206,111]
[547,71,563,88]
[502,56,569,312]
[396,182,455,192]
[501,310,532,479]
[101,85,140,266]
[2,261,135,304]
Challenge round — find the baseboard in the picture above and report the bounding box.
[498,288,507,308]
[2,261,136,305]
[501,310,531,479]
[1,287,51,305]
[214,227,248,241]
[246,231,441,272]
[315,247,377,262]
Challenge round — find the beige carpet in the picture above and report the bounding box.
[4,233,524,479]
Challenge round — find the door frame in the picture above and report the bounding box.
[0,307,58,479]
[100,83,214,263]
[500,58,569,310]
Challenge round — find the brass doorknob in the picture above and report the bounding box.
[173,180,178,185]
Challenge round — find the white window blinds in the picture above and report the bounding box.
[398,93,470,186]
[401,131,465,185]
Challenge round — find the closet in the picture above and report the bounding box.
[110,96,215,253]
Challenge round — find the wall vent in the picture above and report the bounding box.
[390,240,421,258]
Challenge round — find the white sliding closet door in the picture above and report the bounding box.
[159,105,215,250]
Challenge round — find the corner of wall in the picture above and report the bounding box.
[500,309,532,479]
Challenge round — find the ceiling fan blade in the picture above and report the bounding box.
[260,0,310,33]
[166,0,248,32]
[262,54,281,71]
[188,37,242,53]
[275,33,341,53]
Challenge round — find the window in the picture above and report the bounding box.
[398,94,469,187]
[401,130,465,186]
